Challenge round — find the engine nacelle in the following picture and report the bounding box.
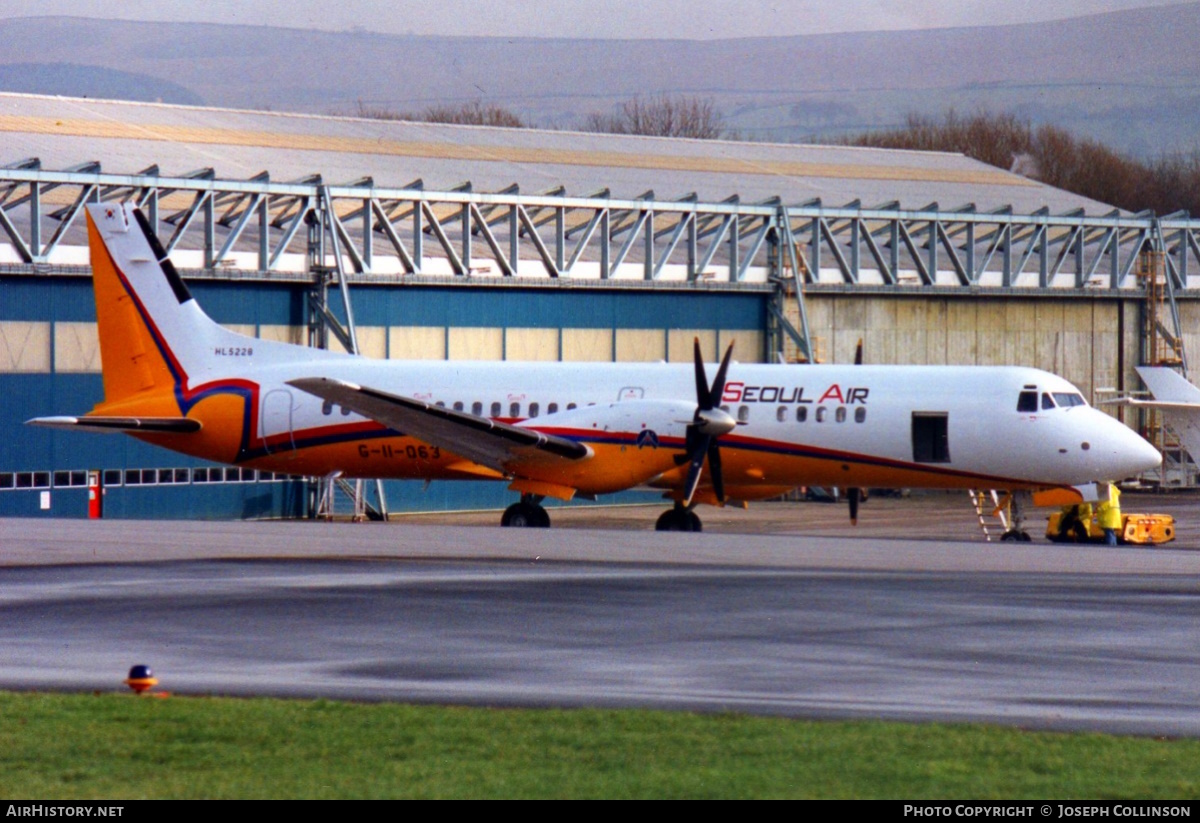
[518,399,698,495]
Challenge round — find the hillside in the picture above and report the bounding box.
[3,3,1199,157]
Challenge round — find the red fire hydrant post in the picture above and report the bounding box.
[87,470,102,519]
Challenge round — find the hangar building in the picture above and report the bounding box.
[1,92,1197,519]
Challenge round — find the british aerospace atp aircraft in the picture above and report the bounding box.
[27,203,1161,535]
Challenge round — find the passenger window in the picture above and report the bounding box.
[510,402,521,417]
[529,402,540,418]
[322,399,334,416]
[796,407,807,423]
[855,407,866,423]
[816,407,827,423]
[835,407,847,423]
[567,402,577,410]
[453,401,464,412]
[776,406,787,422]
[1017,391,1038,412]
[548,403,558,414]
[737,405,750,423]
[490,401,501,417]
[1041,393,1056,410]
[472,401,483,416]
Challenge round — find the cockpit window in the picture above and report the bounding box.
[1017,391,1038,413]
[1053,392,1087,408]
[1042,392,1056,410]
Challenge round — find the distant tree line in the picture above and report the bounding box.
[353,99,528,128]
[839,110,1200,217]
[581,95,723,140]
[351,100,1200,215]
[350,94,724,139]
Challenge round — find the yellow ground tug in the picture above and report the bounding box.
[1046,511,1175,545]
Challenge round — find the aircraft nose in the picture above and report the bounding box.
[1110,421,1162,478]
[1132,430,1163,472]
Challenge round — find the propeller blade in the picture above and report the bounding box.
[682,338,736,506]
[854,338,864,366]
[707,342,735,410]
[848,487,860,525]
[682,434,711,506]
[707,440,725,503]
[693,338,712,411]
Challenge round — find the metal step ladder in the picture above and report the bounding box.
[969,489,1010,542]
[315,474,389,521]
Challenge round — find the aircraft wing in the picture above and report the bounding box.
[25,415,202,434]
[287,377,591,472]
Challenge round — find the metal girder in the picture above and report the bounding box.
[1,165,1200,295]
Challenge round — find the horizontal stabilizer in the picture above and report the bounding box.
[1133,366,1200,407]
[287,377,590,471]
[25,415,202,434]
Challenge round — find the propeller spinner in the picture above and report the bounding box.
[681,338,737,506]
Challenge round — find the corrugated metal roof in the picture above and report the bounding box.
[0,93,1118,215]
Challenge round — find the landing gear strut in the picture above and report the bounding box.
[655,502,702,532]
[501,494,550,528]
[999,490,1032,542]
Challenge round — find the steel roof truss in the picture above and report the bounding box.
[564,208,605,273]
[896,222,933,285]
[467,202,515,276]
[738,217,771,283]
[268,196,314,271]
[212,192,264,268]
[419,201,464,275]
[816,216,855,284]
[934,221,970,286]
[163,190,212,256]
[39,184,98,261]
[369,199,418,274]
[652,211,695,280]
[508,205,559,279]
[695,213,733,278]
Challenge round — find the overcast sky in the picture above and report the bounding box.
[0,0,1188,39]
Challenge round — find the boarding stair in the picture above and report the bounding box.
[969,489,1010,542]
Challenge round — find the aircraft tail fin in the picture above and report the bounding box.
[85,203,289,407]
[1132,366,1200,464]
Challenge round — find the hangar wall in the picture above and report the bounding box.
[785,292,1184,428]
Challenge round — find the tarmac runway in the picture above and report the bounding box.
[1,490,1198,736]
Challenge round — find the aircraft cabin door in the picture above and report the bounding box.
[911,412,950,464]
[262,389,295,454]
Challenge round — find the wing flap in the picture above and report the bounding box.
[287,377,590,471]
[26,415,202,434]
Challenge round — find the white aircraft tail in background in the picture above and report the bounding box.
[1121,366,1200,465]
[26,203,1163,535]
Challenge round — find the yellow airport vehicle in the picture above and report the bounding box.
[1046,511,1175,545]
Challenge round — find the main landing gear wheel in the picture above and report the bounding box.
[999,529,1032,542]
[501,499,550,528]
[655,505,702,532]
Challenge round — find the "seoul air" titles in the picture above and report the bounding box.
[721,382,869,405]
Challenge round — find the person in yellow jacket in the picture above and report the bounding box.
[1096,484,1122,546]
[1057,502,1093,542]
